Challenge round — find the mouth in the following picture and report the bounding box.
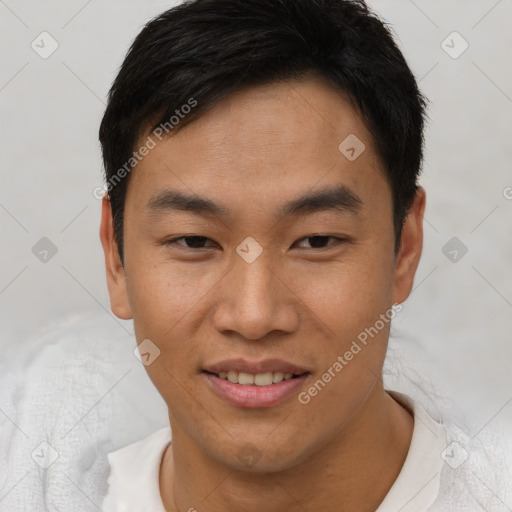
[201,359,311,408]
[203,370,305,386]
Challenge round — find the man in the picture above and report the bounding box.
[98,1,509,511]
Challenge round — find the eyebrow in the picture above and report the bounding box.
[145,184,363,220]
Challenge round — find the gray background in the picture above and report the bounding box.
[1,0,511,434]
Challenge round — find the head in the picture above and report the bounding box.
[99,0,427,472]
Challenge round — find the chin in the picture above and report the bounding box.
[211,438,311,474]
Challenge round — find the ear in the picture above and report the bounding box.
[392,187,426,305]
[99,196,133,320]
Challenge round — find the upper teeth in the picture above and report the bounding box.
[218,371,294,386]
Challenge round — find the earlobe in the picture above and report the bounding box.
[99,195,133,320]
[392,187,426,305]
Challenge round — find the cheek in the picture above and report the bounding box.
[127,255,214,332]
[287,258,395,451]
[125,255,229,390]
[125,260,211,404]
[292,250,395,345]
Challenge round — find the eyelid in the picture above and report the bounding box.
[164,234,346,251]
[164,235,218,249]
[293,235,346,249]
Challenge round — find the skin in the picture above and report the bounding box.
[100,75,426,512]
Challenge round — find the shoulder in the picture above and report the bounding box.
[106,426,172,471]
[102,427,172,512]
[385,389,512,511]
[429,415,512,511]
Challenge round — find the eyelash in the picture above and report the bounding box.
[163,234,346,251]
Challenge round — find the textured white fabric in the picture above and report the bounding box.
[1,312,511,511]
[0,312,169,512]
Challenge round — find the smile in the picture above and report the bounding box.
[202,370,310,408]
[213,371,299,386]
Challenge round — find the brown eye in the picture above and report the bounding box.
[165,236,218,249]
[295,235,342,249]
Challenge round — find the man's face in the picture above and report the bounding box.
[102,76,421,472]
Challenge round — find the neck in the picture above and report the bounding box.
[160,383,413,512]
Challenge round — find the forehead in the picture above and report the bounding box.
[126,75,387,218]
[156,76,373,164]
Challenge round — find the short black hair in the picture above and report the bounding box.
[99,0,427,266]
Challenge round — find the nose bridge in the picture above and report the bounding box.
[233,249,279,313]
[213,247,297,340]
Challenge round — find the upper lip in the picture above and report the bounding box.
[203,358,310,375]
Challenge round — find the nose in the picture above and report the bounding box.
[212,251,300,340]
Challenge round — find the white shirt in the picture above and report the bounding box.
[101,390,447,512]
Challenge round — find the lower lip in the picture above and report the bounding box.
[202,372,309,408]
